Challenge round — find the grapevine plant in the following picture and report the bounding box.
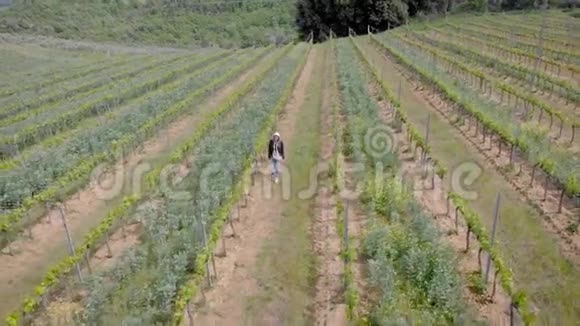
[374,34,580,199]
[4,44,291,325]
[336,38,470,324]
[0,55,137,99]
[0,52,219,130]
[0,48,266,240]
[373,32,538,325]
[77,44,306,325]
[0,51,232,149]
[0,54,165,118]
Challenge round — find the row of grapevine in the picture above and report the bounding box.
[446,23,580,66]
[352,37,448,181]
[373,31,580,202]
[1,52,227,129]
[480,16,580,47]
[357,34,536,325]
[509,16,580,36]
[4,44,295,326]
[432,26,579,80]
[79,44,305,324]
[171,43,310,325]
[0,53,212,128]
[0,51,223,170]
[337,38,468,324]
[465,20,580,58]
[372,34,579,215]
[504,12,580,29]
[0,50,258,172]
[0,54,184,118]
[0,55,134,98]
[447,193,536,324]
[0,48,270,244]
[394,31,576,143]
[413,31,580,106]
[0,51,233,150]
[328,36,359,319]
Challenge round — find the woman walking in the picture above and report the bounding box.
[268,131,285,183]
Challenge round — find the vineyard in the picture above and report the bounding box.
[0,8,579,326]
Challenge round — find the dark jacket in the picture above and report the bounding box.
[268,139,284,160]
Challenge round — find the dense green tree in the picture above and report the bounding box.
[296,0,440,41]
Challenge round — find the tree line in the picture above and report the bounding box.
[296,0,577,41]
[296,0,450,41]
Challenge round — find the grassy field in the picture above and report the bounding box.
[0,0,296,48]
[0,8,578,326]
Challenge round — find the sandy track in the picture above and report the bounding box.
[186,47,317,326]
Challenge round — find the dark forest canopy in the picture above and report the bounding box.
[296,0,450,41]
[295,0,576,41]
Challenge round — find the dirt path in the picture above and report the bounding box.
[187,46,318,326]
[311,44,348,326]
[0,49,278,318]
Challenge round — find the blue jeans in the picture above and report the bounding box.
[271,158,280,178]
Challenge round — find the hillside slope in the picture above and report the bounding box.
[0,0,297,48]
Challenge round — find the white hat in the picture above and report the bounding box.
[273,132,280,138]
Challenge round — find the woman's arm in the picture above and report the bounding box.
[281,142,285,159]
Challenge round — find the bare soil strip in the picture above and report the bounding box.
[0,49,278,318]
[186,46,318,326]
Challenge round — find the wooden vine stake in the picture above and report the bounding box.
[26,210,33,240]
[491,270,500,299]
[58,203,83,283]
[344,200,350,264]
[558,188,565,213]
[219,235,227,258]
[542,175,550,201]
[186,302,194,326]
[45,202,52,224]
[85,250,92,275]
[465,226,471,252]
[104,231,113,258]
[477,247,483,272]
[422,113,431,179]
[455,206,460,232]
[199,217,213,287]
[485,192,501,283]
[2,229,13,256]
